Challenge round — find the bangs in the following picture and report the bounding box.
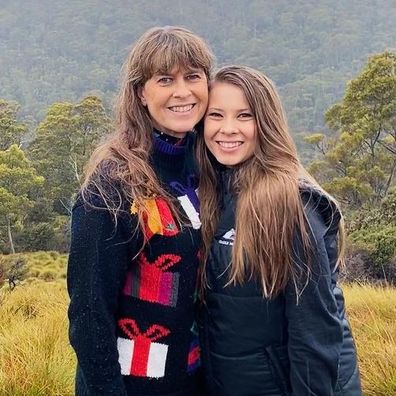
[140,32,212,80]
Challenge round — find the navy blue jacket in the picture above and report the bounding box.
[200,178,362,396]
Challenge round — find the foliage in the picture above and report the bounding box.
[0,252,68,282]
[7,258,28,290]
[348,225,396,276]
[304,53,396,281]
[306,51,396,207]
[15,214,70,253]
[1,1,396,134]
[0,99,27,150]
[0,145,44,253]
[28,96,111,214]
[0,95,108,254]
[341,188,396,282]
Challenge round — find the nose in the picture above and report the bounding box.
[172,78,192,98]
[219,119,238,134]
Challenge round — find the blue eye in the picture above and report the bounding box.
[187,74,201,81]
[158,77,172,84]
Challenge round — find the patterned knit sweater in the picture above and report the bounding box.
[67,133,202,396]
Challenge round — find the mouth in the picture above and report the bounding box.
[216,141,243,149]
[168,104,195,113]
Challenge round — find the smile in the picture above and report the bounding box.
[168,104,195,113]
[217,141,243,148]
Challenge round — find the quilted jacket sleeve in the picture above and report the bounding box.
[285,192,344,396]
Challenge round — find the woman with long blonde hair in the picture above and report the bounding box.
[67,26,213,396]
[197,65,361,395]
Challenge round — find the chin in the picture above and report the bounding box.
[215,157,239,167]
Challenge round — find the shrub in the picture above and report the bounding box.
[0,256,28,290]
[0,252,68,284]
[348,225,396,282]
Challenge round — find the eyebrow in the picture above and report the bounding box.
[207,107,223,112]
[207,107,251,112]
[153,67,203,76]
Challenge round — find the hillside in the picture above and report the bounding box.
[1,0,395,134]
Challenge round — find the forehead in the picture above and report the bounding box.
[208,82,249,106]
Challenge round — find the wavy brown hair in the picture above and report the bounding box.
[197,65,344,298]
[81,26,214,235]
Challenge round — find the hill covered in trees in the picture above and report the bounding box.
[1,0,396,134]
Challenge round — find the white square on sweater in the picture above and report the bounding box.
[117,337,168,378]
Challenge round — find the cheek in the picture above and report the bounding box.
[203,120,212,141]
[203,132,212,148]
[203,128,216,153]
[199,87,209,111]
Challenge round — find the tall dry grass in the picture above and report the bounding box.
[0,262,395,395]
[344,284,396,395]
[0,280,75,396]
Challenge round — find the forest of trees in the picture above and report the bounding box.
[1,0,396,137]
[1,1,395,281]
[1,50,395,282]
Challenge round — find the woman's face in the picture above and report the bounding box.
[140,66,208,138]
[204,82,257,166]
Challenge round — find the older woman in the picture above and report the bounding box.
[67,26,214,396]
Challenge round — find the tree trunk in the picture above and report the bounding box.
[384,159,396,196]
[6,215,15,254]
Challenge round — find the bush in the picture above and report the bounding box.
[0,256,28,290]
[346,225,396,283]
[14,215,70,253]
[0,252,67,284]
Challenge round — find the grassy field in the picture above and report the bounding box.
[343,284,396,395]
[0,253,395,395]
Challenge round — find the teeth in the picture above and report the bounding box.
[218,142,242,148]
[169,104,194,113]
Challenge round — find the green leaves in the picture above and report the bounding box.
[306,51,396,207]
[28,95,111,213]
[0,100,27,150]
[0,145,44,253]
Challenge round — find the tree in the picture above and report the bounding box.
[0,145,44,253]
[29,96,111,214]
[0,99,27,150]
[306,51,396,206]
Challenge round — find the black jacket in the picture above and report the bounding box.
[200,177,362,396]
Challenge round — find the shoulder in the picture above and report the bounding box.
[73,161,127,212]
[299,180,341,236]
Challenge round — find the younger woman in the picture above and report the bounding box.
[197,66,362,396]
[67,27,213,396]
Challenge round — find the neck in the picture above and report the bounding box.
[153,129,187,145]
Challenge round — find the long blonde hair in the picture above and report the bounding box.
[81,26,214,232]
[197,65,344,298]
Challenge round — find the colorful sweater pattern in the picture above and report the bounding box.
[67,133,202,395]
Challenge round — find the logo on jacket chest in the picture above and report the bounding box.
[218,228,235,246]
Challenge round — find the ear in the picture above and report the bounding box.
[137,85,147,106]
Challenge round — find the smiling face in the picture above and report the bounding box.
[204,82,257,166]
[140,66,208,138]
